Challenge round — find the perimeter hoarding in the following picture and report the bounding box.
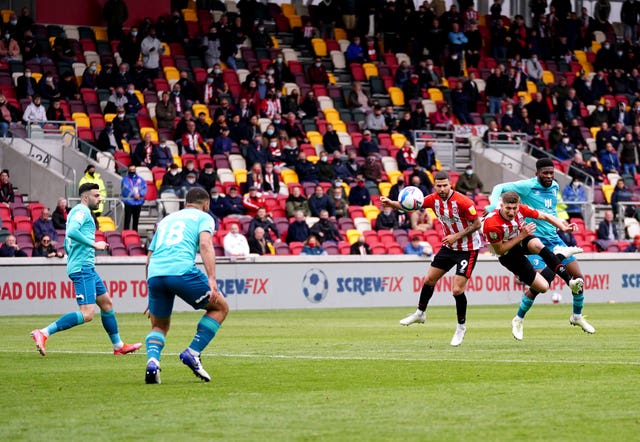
[0,255,637,316]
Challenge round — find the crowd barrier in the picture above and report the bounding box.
[1,254,638,316]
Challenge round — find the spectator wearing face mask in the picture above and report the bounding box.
[124,83,142,115]
[78,165,106,215]
[105,87,129,114]
[97,122,123,153]
[16,69,38,99]
[38,72,60,100]
[160,163,184,195]
[348,177,371,207]
[112,106,133,141]
[22,94,47,125]
[562,178,588,219]
[307,57,329,86]
[554,135,576,161]
[317,151,336,183]
[455,165,484,196]
[140,26,163,79]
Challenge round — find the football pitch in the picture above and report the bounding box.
[1,303,639,442]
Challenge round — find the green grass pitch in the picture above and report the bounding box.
[1,303,639,441]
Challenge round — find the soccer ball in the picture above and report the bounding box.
[398,186,425,213]
[551,292,562,304]
[302,268,329,304]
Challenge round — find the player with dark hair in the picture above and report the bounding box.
[487,158,595,337]
[30,183,141,356]
[381,171,482,346]
[144,187,229,384]
[483,191,584,339]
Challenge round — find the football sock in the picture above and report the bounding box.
[418,284,435,311]
[572,292,584,316]
[538,247,571,284]
[44,311,84,336]
[517,295,535,319]
[100,309,122,347]
[145,331,165,362]
[454,293,467,325]
[188,315,220,354]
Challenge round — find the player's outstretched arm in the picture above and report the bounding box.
[380,196,402,211]
[537,211,578,233]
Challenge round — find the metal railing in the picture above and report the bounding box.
[75,137,129,174]
[26,120,78,146]
[414,129,466,171]
[67,197,125,229]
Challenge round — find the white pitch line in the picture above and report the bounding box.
[2,349,639,366]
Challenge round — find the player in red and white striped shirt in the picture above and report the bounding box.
[381,171,482,346]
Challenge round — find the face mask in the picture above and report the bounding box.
[315,62,321,67]
[258,78,266,84]
[563,138,570,144]
[173,91,180,95]
[206,78,213,84]
[9,20,16,25]
[187,179,195,184]
[265,167,273,173]
[88,172,95,177]
[128,89,135,94]
[427,65,433,70]
[25,72,31,78]
[597,106,604,112]
[273,119,281,124]
[465,170,473,175]
[617,51,624,57]
[266,129,274,135]
[451,55,458,60]
[116,92,123,98]
[506,110,513,115]
[89,66,97,72]
[131,31,138,37]
[258,27,265,32]
[276,58,283,63]
[170,170,178,176]
[604,45,610,50]
[118,113,125,118]
[267,69,274,75]
[106,127,113,133]
[357,182,365,188]
[566,106,572,111]
[46,77,53,83]
[128,171,136,177]
[214,69,222,75]
[270,141,278,147]
[532,57,537,62]
[320,157,327,162]
[585,81,591,88]
[4,34,10,40]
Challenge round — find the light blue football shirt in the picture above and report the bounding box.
[64,203,96,275]
[487,177,560,240]
[147,208,216,278]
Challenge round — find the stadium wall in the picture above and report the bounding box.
[0,255,638,316]
[37,0,171,27]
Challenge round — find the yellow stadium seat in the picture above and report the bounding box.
[542,70,555,84]
[346,229,361,244]
[172,153,182,168]
[441,78,449,88]
[97,216,116,232]
[327,72,336,85]
[191,104,210,118]
[31,72,42,83]
[591,41,601,53]
[72,113,91,128]
[378,182,392,197]
[163,66,179,80]
[307,131,323,146]
[574,50,587,63]
[517,91,532,104]
[363,205,380,221]
[280,169,299,184]
[140,127,159,142]
[428,88,444,102]
[387,170,403,185]
[161,42,171,56]
[391,133,407,148]
[526,81,537,93]
[580,61,594,74]
[94,27,108,42]
[271,36,279,49]
[59,125,75,135]
[121,139,131,153]
[134,90,144,105]
[0,10,13,23]
[104,113,116,123]
[48,36,55,48]
[281,3,295,17]
[590,127,600,138]
[181,8,198,22]
[234,169,247,185]
[331,121,346,132]
[288,15,302,28]
[362,63,379,79]
[307,155,319,163]
[389,87,405,106]
[312,38,327,57]
[323,108,340,123]
[602,184,614,203]
[334,28,347,41]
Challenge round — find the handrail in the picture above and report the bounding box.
[67,197,126,229]
[75,136,129,173]
[413,129,461,171]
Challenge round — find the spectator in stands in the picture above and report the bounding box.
[345,36,365,64]
[464,20,482,68]
[317,151,336,183]
[330,184,348,219]
[243,186,266,218]
[310,210,341,244]
[112,106,133,141]
[286,186,310,218]
[133,132,158,168]
[118,27,141,67]
[223,223,250,257]
[20,30,45,64]
[404,235,432,256]
[52,32,76,64]
[251,22,273,50]
[409,173,432,198]
[349,177,371,207]
[350,234,372,255]
[600,142,621,174]
[623,235,640,252]
[0,169,13,203]
[140,26,163,79]
[619,132,640,176]
[376,205,399,231]
[121,165,147,231]
[33,234,64,258]
[113,63,133,89]
[212,126,233,156]
[16,68,37,100]
[247,135,270,167]
[490,18,508,60]
[0,30,20,61]
[105,88,128,114]
[198,163,218,193]
[309,185,335,217]
[456,165,484,196]
[260,91,282,120]
[38,72,60,101]
[322,123,343,155]
[202,25,222,69]
[78,165,106,215]
[365,105,389,134]
[45,98,66,126]
[394,60,412,89]
[286,211,310,244]
[431,104,455,130]
[248,207,280,243]
[295,152,320,184]
[555,135,577,161]
[611,178,634,216]
[0,234,27,257]
[155,137,172,169]
[396,141,417,171]
[208,187,227,218]
[410,103,430,131]
[166,10,189,44]
[307,57,329,86]
[485,65,507,115]
[96,122,122,153]
[0,94,19,137]
[526,91,551,126]
[402,73,422,103]
[248,226,274,255]
[51,197,69,230]
[348,81,372,112]
[97,62,115,90]
[180,159,198,182]
[33,207,58,244]
[300,233,327,255]
[450,81,473,125]
[22,94,46,126]
[181,120,209,154]
[597,210,619,246]
[155,92,176,131]
[362,155,383,191]
[562,178,588,219]
[182,171,204,196]
[411,209,434,232]
[103,0,128,41]
[176,70,199,105]
[124,83,142,115]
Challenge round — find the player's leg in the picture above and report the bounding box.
[30,270,93,356]
[145,276,175,384]
[399,264,448,326]
[449,250,478,346]
[565,260,595,333]
[93,270,142,355]
[524,236,582,290]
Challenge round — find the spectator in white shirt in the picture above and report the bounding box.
[140,26,163,79]
[223,223,250,257]
[22,94,47,125]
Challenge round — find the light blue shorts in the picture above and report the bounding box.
[527,235,577,270]
[69,267,107,305]
[147,268,211,318]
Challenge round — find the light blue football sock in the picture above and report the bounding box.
[100,309,121,346]
[572,292,584,316]
[517,295,535,319]
[188,316,220,354]
[145,331,165,362]
[45,311,84,336]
